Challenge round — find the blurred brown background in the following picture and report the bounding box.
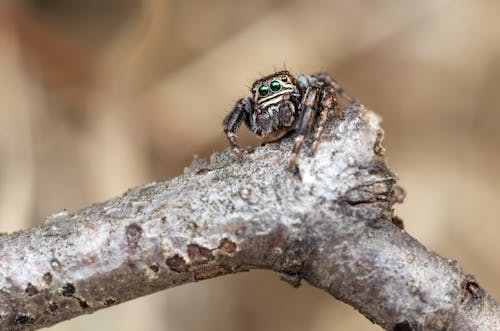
[0,1,498,330]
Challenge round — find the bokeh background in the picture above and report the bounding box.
[0,1,498,330]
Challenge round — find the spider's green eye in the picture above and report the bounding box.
[281,76,288,82]
[258,85,269,97]
[270,81,281,92]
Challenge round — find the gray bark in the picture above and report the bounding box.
[0,104,498,330]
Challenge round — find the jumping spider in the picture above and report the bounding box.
[223,71,355,166]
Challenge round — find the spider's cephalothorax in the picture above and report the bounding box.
[223,71,354,166]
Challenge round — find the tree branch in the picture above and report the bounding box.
[0,104,498,330]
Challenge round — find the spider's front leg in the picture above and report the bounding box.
[289,86,320,167]
[311,88,338,153]
[223,97,254,156]
[313,72,356,104]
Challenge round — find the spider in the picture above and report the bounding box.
[223,71,355,167]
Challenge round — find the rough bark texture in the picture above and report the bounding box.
[0,104,498,331]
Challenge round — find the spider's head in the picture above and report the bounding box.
[251,71,300,108]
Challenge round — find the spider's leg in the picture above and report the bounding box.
[311,88,336,153]
[223,97,253,156]
[313,72,356,103]
[290,87,319,167]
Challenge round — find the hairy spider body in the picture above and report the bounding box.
[223,71,354,166]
